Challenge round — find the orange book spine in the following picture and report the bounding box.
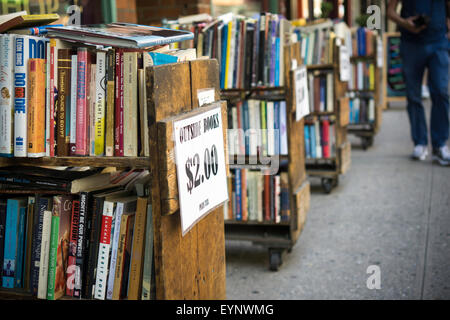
[27,58,46,157]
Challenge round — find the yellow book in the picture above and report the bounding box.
[27,58,46,157]
[0,13,59,33]
[224,20,232,89]
[94,51,106,155]
[369,63,375,90]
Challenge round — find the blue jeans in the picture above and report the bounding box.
[400,40,449,149]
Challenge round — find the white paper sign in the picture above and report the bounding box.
[173,104,228,235]
[294,66,310,121]
[339,45,351,82]
[197,88,215,107]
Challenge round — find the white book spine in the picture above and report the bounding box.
[45,42,50,156]
[368,98,375,122]
[231,106,238,156]
[326,72,334,112]
[94,51,106,156]
[0,34,14,156]
[266,101,274,156]
[106,202,124,300]
[315,119,322,158]
[94,200,114,300]
[69,54,78,154]
[37,210,52,299]
[280,101,288,155]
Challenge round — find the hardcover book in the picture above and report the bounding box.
[0,34,14,157]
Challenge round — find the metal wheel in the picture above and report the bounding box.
[321,178,333,194]
[269,250,282,271]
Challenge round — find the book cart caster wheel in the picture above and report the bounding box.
[361,136,373,150]
[321,178,333,194]
[269,249,282,271]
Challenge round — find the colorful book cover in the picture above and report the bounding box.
[2,198,26,288]
[94,51,106,156]
[66,199,79,297]
[0,34,14,157]
[47,195,72,300]
[304,124,311,158]
[224,21,232,89]
[27,58,46,157]
[69,54,78,155]
[75,47,90,156]
[260,100,267,156]
[14,35,46,157]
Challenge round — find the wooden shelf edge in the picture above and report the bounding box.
[0,156,151,168]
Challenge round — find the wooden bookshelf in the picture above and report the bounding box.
[304,39,351,194]
[347,33,383,150]
[222,42,311,271]
[0,59,226,300]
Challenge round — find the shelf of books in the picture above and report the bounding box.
[0,14,226,300]
[346,27,383,150]
[293,19,351,194]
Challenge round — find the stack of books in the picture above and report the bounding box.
[351,27,376,57]
[348,60,375,91]
[0,21,194,158]
[348,94,375,125]
[304,117,336,159]
[307,70,334,113]
[0,166,154,300]
[227,99,288,157]
[227,169,290,223]
[292,19,336,66]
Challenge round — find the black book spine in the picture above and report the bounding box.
[29,196,51,295]
[245,26,254,90]
[83,195,104,299]
[0,173,70,191]
[0,201,7,282]
[270,175,275,222]
[258,14,265,86]
[74,191,89,298]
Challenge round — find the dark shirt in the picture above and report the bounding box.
[400,0,447,43]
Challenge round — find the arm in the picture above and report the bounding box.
[387,0,427,34]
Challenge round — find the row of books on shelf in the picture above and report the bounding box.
[304,117,336,159]
[227,99,288,157]
[307,70,334,113]
[166,12,292,89]
[348,60,375,91]
[351,27,377,58]
[0,166,154,300]
[225,169,290,223]
[348,95,375,125]
[292,19,336,66]
[0,24,196,158]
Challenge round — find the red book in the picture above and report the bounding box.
[66,199,80,297]
[264,174,270,221]
[314,76,321,112]
[114,49,124,156]
[75,48,90,155]
[49,40,56,157]
[322,119,330,158]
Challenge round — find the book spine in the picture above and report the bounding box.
[37,210,51,299]
[128,197,147,300]
[0,172,70,191]
[89,64,96,156]
[123,52,138,157]
[94,51,106,156]
[234,169,241,221]
[106,202,124,300]
[66,199,80,297]
[15,205,26,287]
[94,200,114,300]
[0,34,14,157]
[69,54,77,155]
[74,192,88,298]
[75,48,88,155]
[112,213,132,300]
[45,42,50,156]
[141,204,153,300]
[322,119,330,158]
[264,174,270,221]
[13,36,29,157]
[274,175,280,223]
[46,211,59,300]
[0,202,6,285]
[2,199,18,288]
[48,39,57,157]
[114,49,124,156]
[105,49,115,157]
[27,58,46,157]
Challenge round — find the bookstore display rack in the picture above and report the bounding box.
[346,29,383,150]
[221,42,310,271]
[304,40,351,194]
[0,59,226,300]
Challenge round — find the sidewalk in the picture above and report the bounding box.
[225,102,450,300]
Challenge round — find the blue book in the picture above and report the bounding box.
[269,20,276,86]
[220,24,228,89]
[234,169,242,221]
[357,27,366,56]
[15,205,27,288]
[243,101,249,155]
[304,35,310,64]
[2,198,26,288]
[274,101,280,155]
[320,77,326,111]
[279,101,288,155]
[147,52,178,65]
[275,37,280,87]
[46,23,194,48]
[349,99,354,124]
[310,124,316,159]
[304,125,311,158]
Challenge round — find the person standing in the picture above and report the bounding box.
[387,0,450,166]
